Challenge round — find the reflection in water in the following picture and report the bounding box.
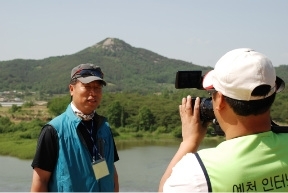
[115,137,223,192]
[115,137,223,151]
[0,137,223,192]
[115,138,182,150]
[116,146,178,192]
[0,156,32,192]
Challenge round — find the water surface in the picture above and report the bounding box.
[0,138,221,191]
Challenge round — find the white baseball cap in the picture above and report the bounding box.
[202,48,285,101]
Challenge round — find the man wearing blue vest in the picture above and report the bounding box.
[31,63,119,192]
[159,48,288,192]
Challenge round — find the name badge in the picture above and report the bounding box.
[92,158,109,180]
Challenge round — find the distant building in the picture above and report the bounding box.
[14,98,22,102]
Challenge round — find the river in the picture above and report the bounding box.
[0,139,221,192]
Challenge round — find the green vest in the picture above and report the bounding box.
[197,131,288,192]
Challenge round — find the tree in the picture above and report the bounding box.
[107,101,122,128]
[0,116,13,133]
[9,104,21,113]
[138,106,155,131]
[47,95,70,116]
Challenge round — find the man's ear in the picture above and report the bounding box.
[214,92,225,110]
[69,84,74,96]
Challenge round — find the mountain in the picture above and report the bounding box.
[0,38,212,94]
[0,38,287,95]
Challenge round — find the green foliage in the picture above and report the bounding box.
[173,127,182,138]
[138,106,155,131]
[45,88,288,135]
[0,116,13,133]
[0,116,45,136]
[155,126,170,134]
[0,36,287,159]
[0,136,37,159]
[110,127,120,137]
[16,119,45,139]
[271,90,288,124]
[106,101,123,128]
[0,38,214,95]
[9,104,21,113]
[0,37,287,117]
[47,94,70,116]
[132,131,144,138]
[98,92,185,132]
[0,117,46,158]
[0,89,287,159]
[22,101,35,107]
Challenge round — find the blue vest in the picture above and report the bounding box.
[48,104,115,192]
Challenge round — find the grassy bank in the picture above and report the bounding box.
[0,133,37,159]
[0,104,224,160]
[0,132,178,160]
[0,130,224,160]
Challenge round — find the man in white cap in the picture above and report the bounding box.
[31,63,119,192]
[159,48,288,192]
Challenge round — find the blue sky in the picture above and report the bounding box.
[1,0,287,67]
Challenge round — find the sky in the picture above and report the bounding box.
[1,0,288,67]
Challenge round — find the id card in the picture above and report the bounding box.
[92,158,110,180]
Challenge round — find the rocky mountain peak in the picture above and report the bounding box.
[92,38,132,52]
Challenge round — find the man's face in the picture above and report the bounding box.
[69,80,103,114]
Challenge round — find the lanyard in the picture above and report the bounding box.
[82,120,103,162]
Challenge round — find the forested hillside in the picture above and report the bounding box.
[0,37,287,123]
[0,38,213,94]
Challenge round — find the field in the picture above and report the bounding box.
[0,103,52,123]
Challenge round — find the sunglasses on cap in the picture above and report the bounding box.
[72,69,104,79]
